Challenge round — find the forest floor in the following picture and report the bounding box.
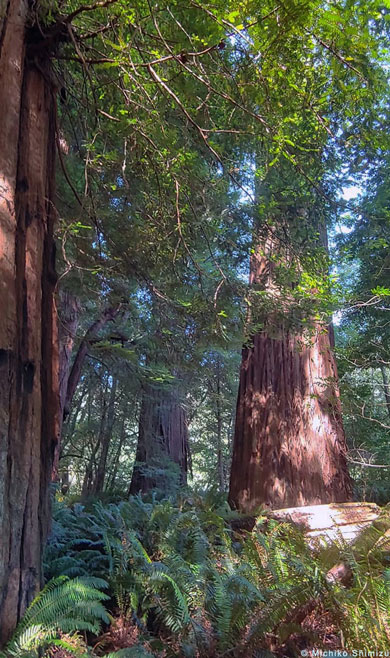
[27,493,387,657]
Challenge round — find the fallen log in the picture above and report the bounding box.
[268,502,380,546]
[267,502,382,586]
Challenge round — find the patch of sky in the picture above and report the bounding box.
[331,184,364,325]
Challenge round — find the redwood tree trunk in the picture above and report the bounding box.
[0,2,60,644]
[228,226,352,513]
[129,385,189,494]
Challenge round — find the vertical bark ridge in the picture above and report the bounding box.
[229,221,352,513]
[229,328,352,512]
[0,3,59,642]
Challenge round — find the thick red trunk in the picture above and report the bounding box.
[228,226,352,513]
[229,328,352,512]
[0,2,59,644]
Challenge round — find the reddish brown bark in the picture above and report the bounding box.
[228,229,352,513]
[129,385,189,494]
[0,1,60,644]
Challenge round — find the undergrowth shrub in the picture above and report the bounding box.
[0,576,109,657]
[5,495,390,657]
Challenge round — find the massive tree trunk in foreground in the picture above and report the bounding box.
[229,225,352,513]
[0,1,59,644]
[129,385,189,494]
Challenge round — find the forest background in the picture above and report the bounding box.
[2,0,390,655]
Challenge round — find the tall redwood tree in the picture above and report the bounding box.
[0,1,60,643]
[228,203,352,513]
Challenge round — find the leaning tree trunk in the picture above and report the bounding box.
[58,291,80,418]
[63,304,121,420]
[0,2,60,644]
[228,223,352,513]
[129,385,189,494]
[52,290,80,480]
[53,304,120,482]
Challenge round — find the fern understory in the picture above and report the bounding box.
[2,493,390,658]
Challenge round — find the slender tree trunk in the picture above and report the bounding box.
[228,223,352,513]
[107,404,128,491]
[0,3,60,643]
[62,380,88,449]
[58,291,80,416]
[380,365,390,420]
[216,357,225,492]
[81,384,107,498]
[81,439,100,499]
[52,290,80,479]
[129,385,189,494]
[93,377,117,494]
[57,382,88,493]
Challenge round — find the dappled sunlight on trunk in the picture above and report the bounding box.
[0,2,60,642]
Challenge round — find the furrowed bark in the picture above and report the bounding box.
[228,220,352,513]
[0,1,60,643]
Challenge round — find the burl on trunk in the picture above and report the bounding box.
[0,0,59,644]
